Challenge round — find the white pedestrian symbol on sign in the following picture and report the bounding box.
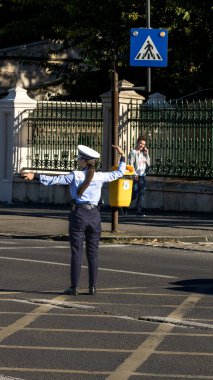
[135,36,162,61]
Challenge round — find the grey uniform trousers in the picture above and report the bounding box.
[69,207,102,288]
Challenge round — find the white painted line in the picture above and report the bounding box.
[0,256,176,279]
[0,376,25,380]
[0,255,68,266]
[139,316,213,330]
[0,246,67,250]
[0,298,97,310]
[97,267,176,279]
[28,298,97,310]
[0,298,96,310]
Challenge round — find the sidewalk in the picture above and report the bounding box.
[0,204,213,251]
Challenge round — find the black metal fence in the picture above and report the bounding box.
[26,101,103,171]
[25,98,213,178]
[128,99,213,178]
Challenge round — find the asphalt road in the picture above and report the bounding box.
[0,239,212,380]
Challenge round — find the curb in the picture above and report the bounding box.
[0,233,212,244]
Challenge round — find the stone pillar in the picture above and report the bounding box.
[0,86,36,203]
[100,80,145,171]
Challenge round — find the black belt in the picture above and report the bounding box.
[71,203,98,211]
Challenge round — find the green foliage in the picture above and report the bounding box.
[0,0,212,99]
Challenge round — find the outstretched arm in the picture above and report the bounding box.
[20,169,73,186]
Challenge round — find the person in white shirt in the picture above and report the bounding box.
[128,136,150,215]
[21,144,125,296]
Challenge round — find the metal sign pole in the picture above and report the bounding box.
[111,49,119,232]
[146,0,151,93]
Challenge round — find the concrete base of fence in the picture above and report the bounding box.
[12,176,70,206]
[12,175,213,213]
[145,177,213,213]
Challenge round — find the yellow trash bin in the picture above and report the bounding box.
[109,165,135,207]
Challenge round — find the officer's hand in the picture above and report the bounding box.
[112,145,125,156]
[20,171,35,181]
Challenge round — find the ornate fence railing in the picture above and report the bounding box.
[128,99,213,179]
[25,100,103,171]
[25,98,213,178]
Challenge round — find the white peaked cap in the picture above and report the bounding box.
[77,145,100,160]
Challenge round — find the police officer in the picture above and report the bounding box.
[21,144,125,295]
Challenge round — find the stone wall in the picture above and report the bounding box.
[12,176,213,213]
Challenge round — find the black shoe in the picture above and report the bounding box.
[63,286,78,296]
[89,286,96,295]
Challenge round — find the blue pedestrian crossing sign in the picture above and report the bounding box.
[130,28,168,67]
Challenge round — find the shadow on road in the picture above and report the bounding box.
[168,279,213,295]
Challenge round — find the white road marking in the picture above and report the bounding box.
[28,298,97,310]
[106,294,203,380]
[139,316,213,330]
[0,246,67,250]
[0,255,176,279]
[0,376,25,380]
[97,267,175,279]
[0,255,68,266]
[0,297,96,310]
